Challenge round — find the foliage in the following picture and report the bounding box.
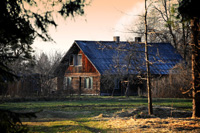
[152,63,192,98]
[0,0,86,83]
[0,109,37,133]
[3,52,64,98]
[0,0,87,132]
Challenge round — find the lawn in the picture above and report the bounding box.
[0,96,198,133]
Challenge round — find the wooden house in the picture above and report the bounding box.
[56,37,183,96]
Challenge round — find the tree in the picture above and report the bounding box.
[0,0,86,85]
[178,0,200,118]
[130,0,191,61]
[98,41,144,97]
[145,0,153,115]
[154,0,191,60]
[0,0,87,131]
[35,52,63,96]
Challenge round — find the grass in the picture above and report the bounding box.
[0,96,193,132]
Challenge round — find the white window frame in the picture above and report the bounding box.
[76,54,82,66]
[64,77,72,89]
[69,54,82,66]
[84,77,93,89]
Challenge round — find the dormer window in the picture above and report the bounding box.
[69,54,82,66]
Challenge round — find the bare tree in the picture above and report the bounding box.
[100,41,145,97]
[145,0,153,115]
[34,51,63,96]
[129,0,191,61]
[152,0,191,60]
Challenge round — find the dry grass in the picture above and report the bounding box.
[23,106,200,133]
[104,117,200,132]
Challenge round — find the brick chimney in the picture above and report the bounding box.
[113,36,120,43]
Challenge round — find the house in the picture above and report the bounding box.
[55,36,183,96]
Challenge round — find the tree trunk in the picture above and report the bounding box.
[125,81,130,97]
[191,17,200,118]
[145,0,153,115]
[182,19,187,60]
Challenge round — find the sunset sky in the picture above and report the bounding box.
[32,0,145,54]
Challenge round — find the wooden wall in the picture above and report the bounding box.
[60,45,101,95]
[66,50,98,73]
[64,76,100,95]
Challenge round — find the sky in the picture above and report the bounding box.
[32,0,145,55]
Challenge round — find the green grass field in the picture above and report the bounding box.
[0,96,193,132]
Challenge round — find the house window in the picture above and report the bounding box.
[64,77,72,89]
[69,54,82,66]
[76,54,82,66]
[84,77,93,89]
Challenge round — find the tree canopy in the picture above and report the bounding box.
[0,0,86,83]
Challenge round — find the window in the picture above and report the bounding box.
[84,77,93,89]
[76,54,82,66]
[69,54,82,66]
[64,77,72,89]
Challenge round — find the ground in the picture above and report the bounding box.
[1,97,200,132]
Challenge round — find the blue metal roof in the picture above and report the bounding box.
[75,41,183,75]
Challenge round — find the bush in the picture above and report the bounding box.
[0,109,36,133]
[152,63,192,98]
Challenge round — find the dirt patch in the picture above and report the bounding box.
[105,117,200,132]
[95,106,200,132]
[112,106,192,118]
[23,106,199,132]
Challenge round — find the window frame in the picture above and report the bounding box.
[69,54,82,66]
[64,77,72,90]
[84,77,93,89]
[76,54,82,66]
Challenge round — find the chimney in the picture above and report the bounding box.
[135,37,141,43]
[113,36,120,43]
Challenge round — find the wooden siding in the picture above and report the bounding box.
[60,45,101,95]
[66,50,98,73]
[64,75,100,95]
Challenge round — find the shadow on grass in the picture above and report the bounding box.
[28,124,109,133]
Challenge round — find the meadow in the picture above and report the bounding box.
[1,96,199,133]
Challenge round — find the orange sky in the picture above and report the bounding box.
[33,0,145,54]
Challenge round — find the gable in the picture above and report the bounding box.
[56,43,100,76]
[66,48,98,73]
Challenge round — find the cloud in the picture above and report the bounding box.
[114,2,144,39]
